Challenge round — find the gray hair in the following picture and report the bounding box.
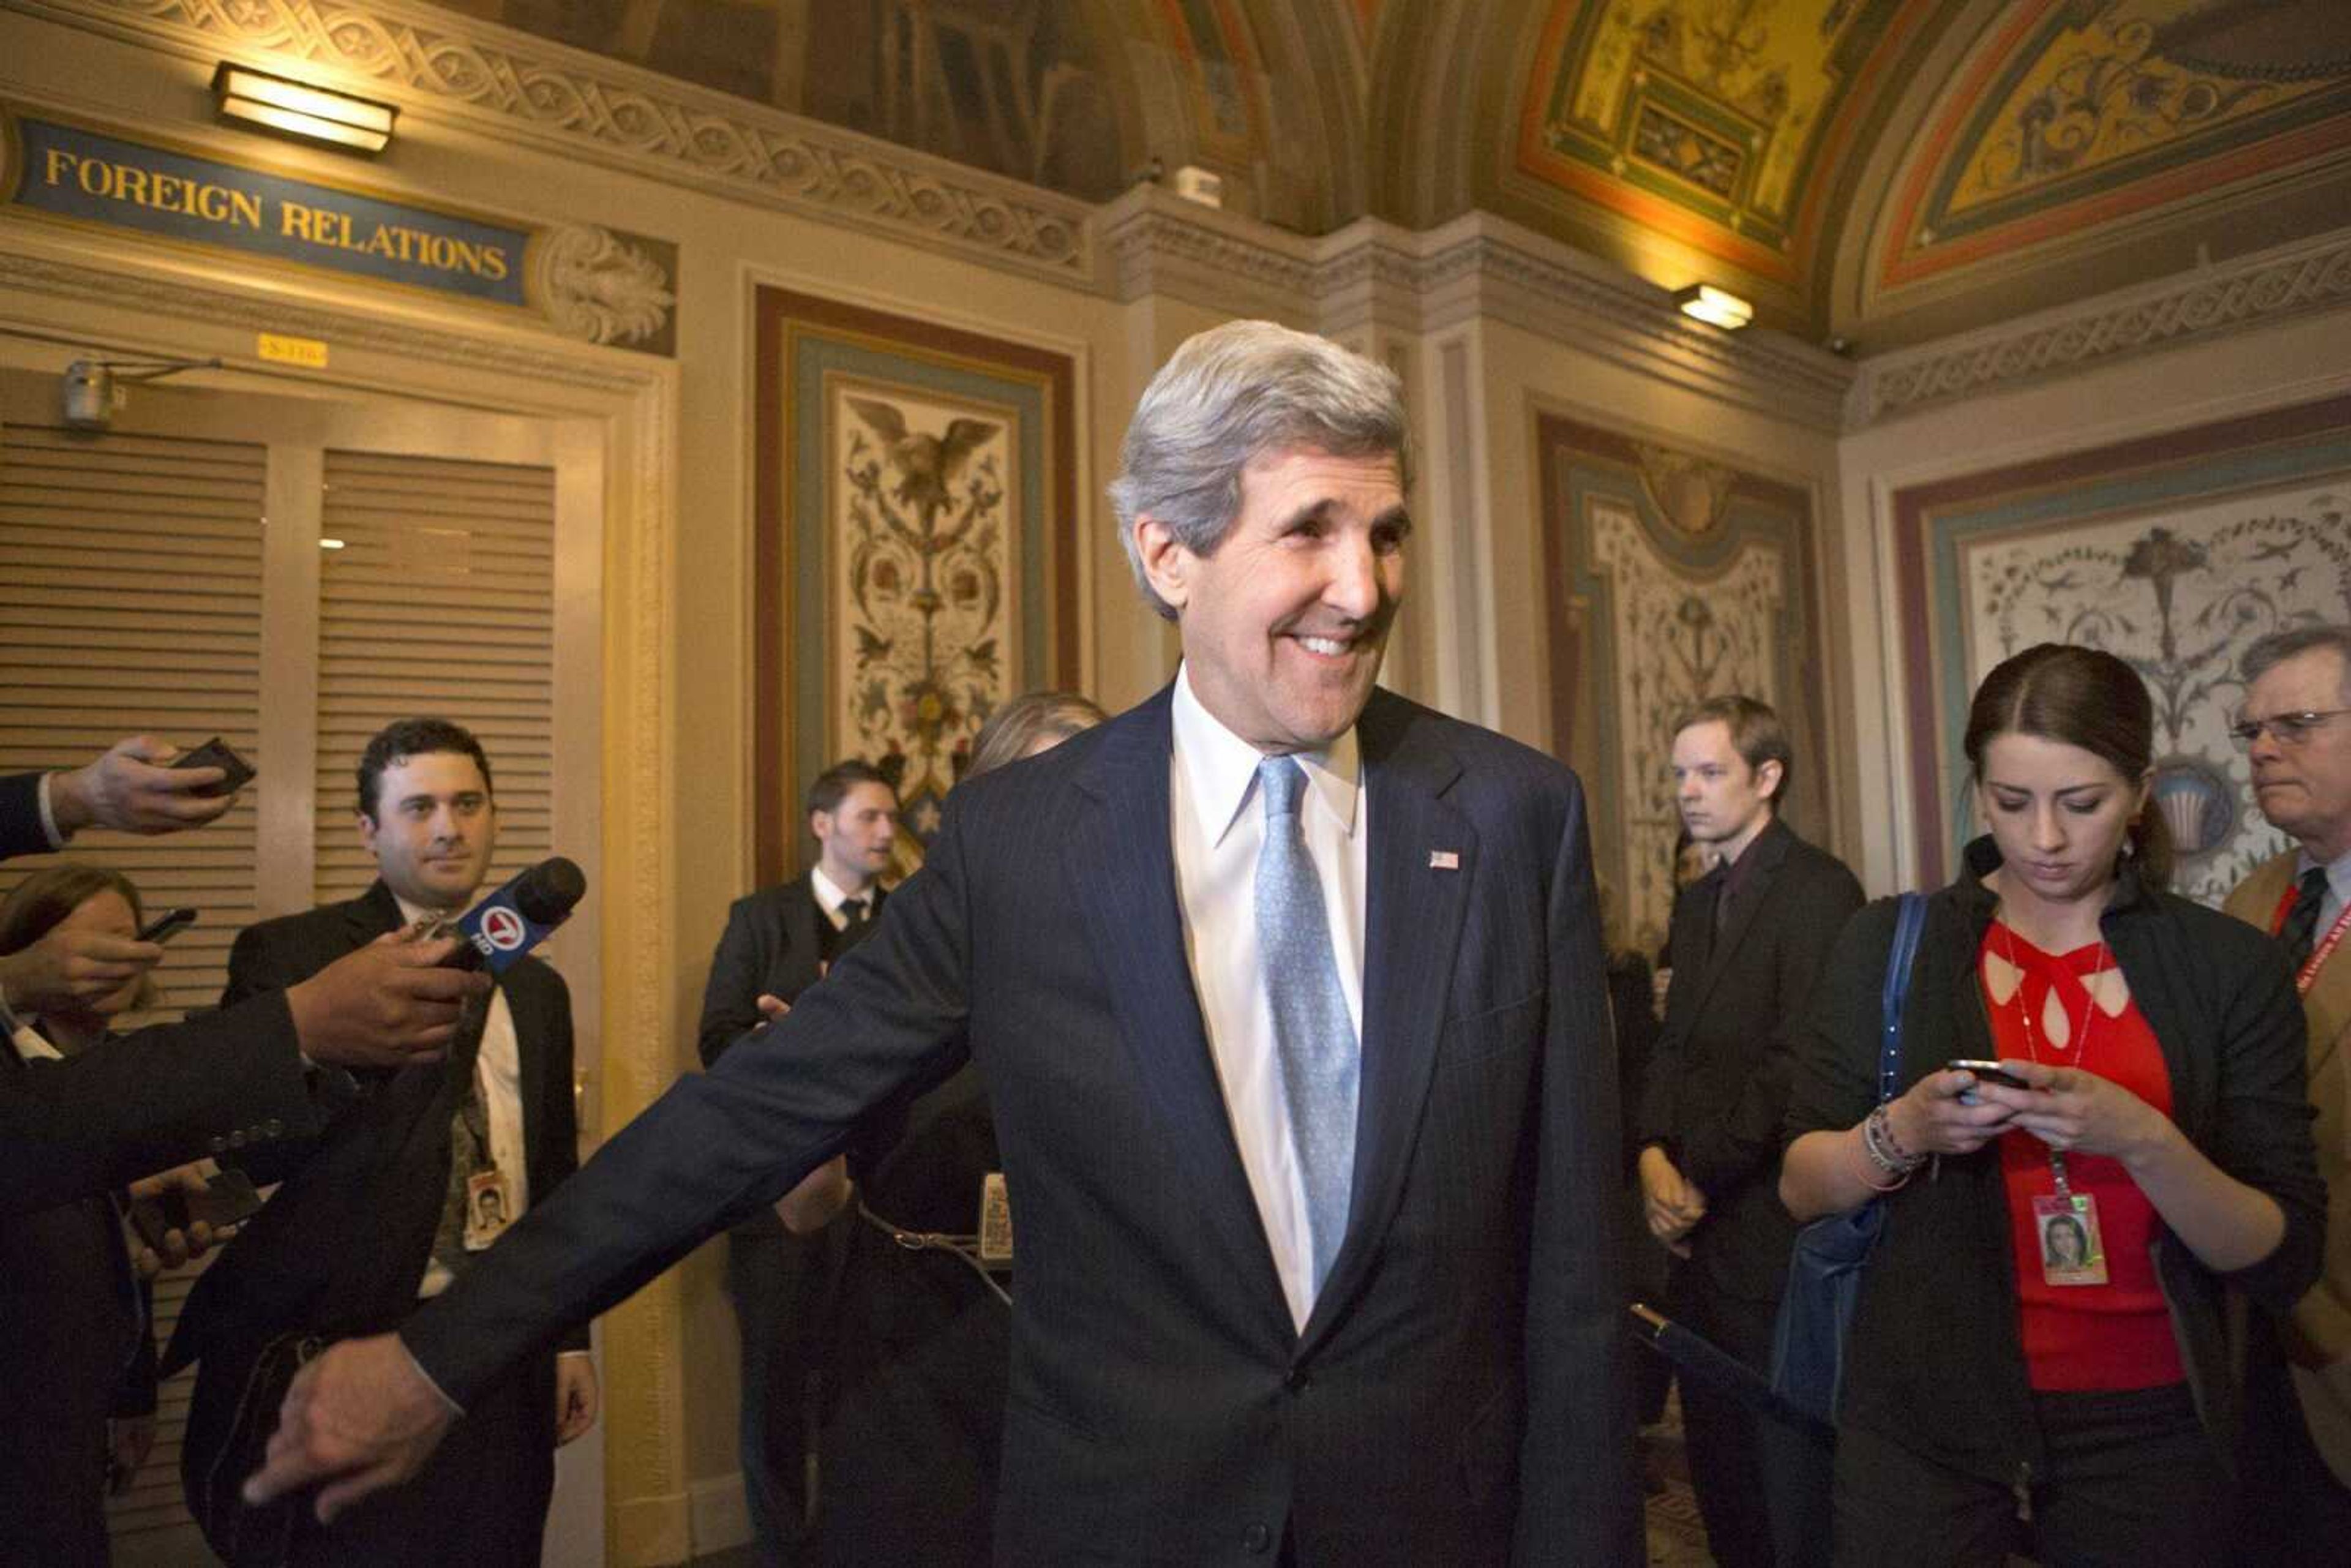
[1108,320,1411,620]
[2243,624,2351,696]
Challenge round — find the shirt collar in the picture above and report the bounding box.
[10,1018,59,1063]
[809,863,865,917]
[1171,662,1362,848]
[2294,844,2351,905]
[392,891,467,930]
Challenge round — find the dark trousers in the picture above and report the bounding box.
[288,1357,553,1567]
[1831,1384,2224,1568]
[729,1217,846,1567]
[1667,1266,1832,1568]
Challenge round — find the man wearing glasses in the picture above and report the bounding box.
[2224,623,2351,1550]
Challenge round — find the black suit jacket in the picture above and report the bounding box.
[1,770,51,861]
[400,686,1637,1566]
[697,873,885,1067]
[167,881,585,1370]
[0,1032,157,1562]
[1637,815,1862,1303]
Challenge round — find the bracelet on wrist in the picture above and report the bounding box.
[1861,1104,1925,1178]
[1847,1127,1911,1192]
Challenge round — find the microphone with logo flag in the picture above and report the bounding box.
[453,857,587,974]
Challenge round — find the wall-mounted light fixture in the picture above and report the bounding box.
[1674,283,1753,331]
[212,64,396,154]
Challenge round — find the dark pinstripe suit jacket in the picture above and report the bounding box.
[400,686,1639,1566]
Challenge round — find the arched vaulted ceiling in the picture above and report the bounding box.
[427,0,2351,351]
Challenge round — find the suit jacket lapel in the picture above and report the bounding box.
[1301,692,1472,1352]
[347,880,403,947]
[1679,819,1791,1026]
[1069,688,1291,1335]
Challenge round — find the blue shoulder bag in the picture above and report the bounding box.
[1767,891,1927,1428]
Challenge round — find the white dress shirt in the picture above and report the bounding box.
[810,864,874,931]
[401,894,529,1299]
[1169,664,1368,1330]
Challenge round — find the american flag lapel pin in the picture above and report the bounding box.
[1428,850,1460,871]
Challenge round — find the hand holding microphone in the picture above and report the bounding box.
[287,858,587,1070]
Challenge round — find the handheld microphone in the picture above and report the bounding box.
[452,857,587,974]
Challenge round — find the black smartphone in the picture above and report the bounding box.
[170,736,256,797]
[137,907,197,944]
[1946,1059,2028,1090]
[126,1169,263,1250]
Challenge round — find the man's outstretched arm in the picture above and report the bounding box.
[245,809,980,1518]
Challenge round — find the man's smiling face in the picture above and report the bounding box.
[1138,446,1408,754]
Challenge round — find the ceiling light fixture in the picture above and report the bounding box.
[1674,283,1753,331]
[212,64,396,154]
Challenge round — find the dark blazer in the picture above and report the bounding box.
[1783,838,2323,1484]
[2,770,51,860]
[0,1032,156,1566]
[166,880,586,1371]
[698,873,886,1067]
[1638,816,1862,1302]
[402,686,1638,1567]
[1,774,330,1214]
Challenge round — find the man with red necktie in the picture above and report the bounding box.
[2224,623,2351,1548]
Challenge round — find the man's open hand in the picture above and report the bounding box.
[243,1335,456,1523]
[283,932,490,1070]
[50,737,237,836]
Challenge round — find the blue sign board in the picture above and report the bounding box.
[6,113,531,306]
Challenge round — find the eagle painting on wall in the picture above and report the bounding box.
[832,385,1018,844]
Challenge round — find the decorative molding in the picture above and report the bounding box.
[1856,231,2351,424]
[1100,190,1857,432]
[0,238,653,391]
[24,0,1096,286]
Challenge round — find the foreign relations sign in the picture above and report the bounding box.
[2,107,678,356]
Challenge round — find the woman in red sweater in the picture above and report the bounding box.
[1779,643,2322,1566]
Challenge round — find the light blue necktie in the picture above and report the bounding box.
[1254,754,1359,1293]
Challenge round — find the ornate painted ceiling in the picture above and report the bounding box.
[419,0,2351,347]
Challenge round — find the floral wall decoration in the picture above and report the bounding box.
[1892,392,2351,900]
[754,288,1078,886]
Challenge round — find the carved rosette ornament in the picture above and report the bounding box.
[529,224,674,347]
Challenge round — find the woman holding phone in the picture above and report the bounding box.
[1779,643,2323,1567]
[0,864,171,1565]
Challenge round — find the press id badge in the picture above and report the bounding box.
[978,1172,1014,1267]
[2033,1191,2106,1286]
[463,1168,516,1251]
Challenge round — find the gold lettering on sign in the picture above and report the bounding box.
[39,148,264,231]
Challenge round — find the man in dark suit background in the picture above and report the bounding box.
[250,320,1640,1567]
[1,737,482,1213]
[1637,695,1861,1567]
[697,757,897,1565]
[170,718,594,1566]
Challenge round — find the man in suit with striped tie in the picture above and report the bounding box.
[247,320,1640,1567]
[697,758,898,1565]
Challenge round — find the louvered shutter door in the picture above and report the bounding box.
[0,424,266,1548]
[0,424,264,1021]
[315,451,556,902]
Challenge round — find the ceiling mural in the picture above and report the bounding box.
[1150,0,1271,170]
[1877,0,2351,296]
[388,1,2351,342]
[1512,0,1920,286]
